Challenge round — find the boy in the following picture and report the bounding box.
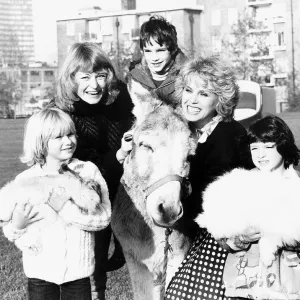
[127,15,187,108]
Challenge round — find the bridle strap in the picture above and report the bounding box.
[144,175,183,198]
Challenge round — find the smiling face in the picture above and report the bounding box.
[143,37,173,76]
[181,75,218,129]
[250,142,285,173]
[75,69,109,104]
[46,132,77,166]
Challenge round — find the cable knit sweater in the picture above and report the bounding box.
[2,158,111,285]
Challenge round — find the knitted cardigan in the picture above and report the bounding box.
[2,159,111,285]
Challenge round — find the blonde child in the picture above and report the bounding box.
[0,108,111,300]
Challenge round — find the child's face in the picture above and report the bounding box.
[143,37,173,76]
[75,69,109,104]
[46,132,77,165]
[250,142,284,173]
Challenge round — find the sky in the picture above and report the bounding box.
[32,0,120,64]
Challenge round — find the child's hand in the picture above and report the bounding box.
[240,227,261,243]
[11,202,42,230]
[116,131,133,164]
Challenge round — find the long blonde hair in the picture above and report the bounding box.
[20,108,76,166]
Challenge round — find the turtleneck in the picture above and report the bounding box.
[72,99,108,117]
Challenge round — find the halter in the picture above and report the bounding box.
[143,174,191,300]
[144,174,191,198]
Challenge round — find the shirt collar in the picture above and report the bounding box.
[196,115,223,144]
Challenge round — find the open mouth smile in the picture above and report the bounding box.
[187,105,201,114]
[86,90,101,96]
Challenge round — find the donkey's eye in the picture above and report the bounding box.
[139,142,153,152]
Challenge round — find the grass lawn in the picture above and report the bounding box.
[0,119,133,300]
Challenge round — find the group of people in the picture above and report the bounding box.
[1,14,300,300]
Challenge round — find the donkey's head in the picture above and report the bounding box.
[122,105,196,228]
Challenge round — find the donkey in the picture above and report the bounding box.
[111,105,197,300]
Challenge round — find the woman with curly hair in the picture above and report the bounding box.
[52,42,134,300]
[165,56,253,300]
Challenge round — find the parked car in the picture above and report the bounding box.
[235,80,262,128]
[235,80,276,128]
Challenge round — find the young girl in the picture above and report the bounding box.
[0,108,111,300]
[221,114,300,299]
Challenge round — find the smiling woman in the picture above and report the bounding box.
[165,56,254,300]
[51,42,134,300]
[74,70,109,105]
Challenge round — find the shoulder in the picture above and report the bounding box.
[15,165,41,181]
[212,120,247,142]
[110,80,134,115]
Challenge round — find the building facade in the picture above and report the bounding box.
[0,0,35,66]
[56,0,299,110]
[56,4,203,79]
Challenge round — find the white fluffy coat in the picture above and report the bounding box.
[195,168,300,266]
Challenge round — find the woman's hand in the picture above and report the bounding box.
[11,202,42,230]
[116,131,133,164]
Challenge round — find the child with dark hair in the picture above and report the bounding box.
[127,15,187,112]
[198,114,300,300]
[248,114,300,172]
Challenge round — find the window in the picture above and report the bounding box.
[228,8,238,25]
[44,70,54,77]
[30,70,40,76]
[100,18,113,35]
[121,0,136,10]
[121,15,136,34]
[212,36,221,53]
[212,9,221,26]
[88,20,100,36]
[272,3,286,19]
[278,31,285,46]
[66,21,75,36]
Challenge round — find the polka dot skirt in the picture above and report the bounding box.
[165,229,235,300]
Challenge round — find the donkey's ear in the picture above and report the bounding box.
[127,78,162,126]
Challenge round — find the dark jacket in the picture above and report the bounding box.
[53,80,134,201]
[128,49,187,105]
[185,120,253,220]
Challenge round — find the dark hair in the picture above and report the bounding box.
[248,115,300,168]
[56,42,119,112]
[139,15,178,54]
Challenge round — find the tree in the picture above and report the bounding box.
[221,9,274,83]
[0,71,22,118]
[287,71,300,111]
[106,40,141,81]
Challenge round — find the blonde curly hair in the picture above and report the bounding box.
[175,56,240,122]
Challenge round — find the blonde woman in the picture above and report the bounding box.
[52,42,134,300]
